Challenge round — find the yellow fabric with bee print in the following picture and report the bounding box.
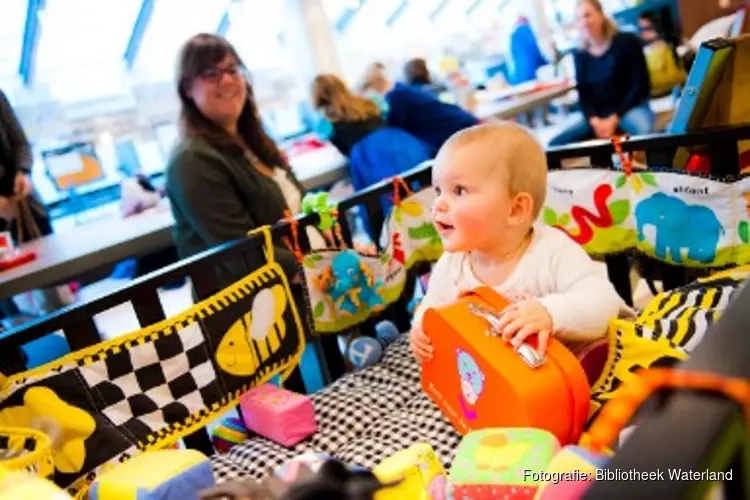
[0,225,305,497]
[589,265,750,421]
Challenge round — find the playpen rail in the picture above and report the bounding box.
[0,164,435,458]
[584,281,750,499]
[547,123,750,299]
[546,122,750,173]
[1,125,748,467]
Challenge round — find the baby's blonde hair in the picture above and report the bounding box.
[440,122,548,219]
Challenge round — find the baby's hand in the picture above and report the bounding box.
[494,299,553,354]
[409,323,434,362]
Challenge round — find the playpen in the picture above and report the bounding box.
[1,123,749,499]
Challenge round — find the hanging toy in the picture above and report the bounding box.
[316,250,385,316]
[302,192,336,231]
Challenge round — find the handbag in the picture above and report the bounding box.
[421,286,590,445]
[10,197,77,317]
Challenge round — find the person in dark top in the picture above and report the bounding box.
[0,89,51,243]
[361,63,479,156]
[403,58,448,98]
[509,16,548,85]
[311,74,431,237]
[0,88,55,322]
[165,34,306,295]
[548,0,654,146]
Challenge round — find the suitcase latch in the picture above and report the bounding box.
[467,302,546,369]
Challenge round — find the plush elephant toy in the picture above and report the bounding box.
[634,192,724,264]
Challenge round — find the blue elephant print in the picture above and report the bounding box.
[634,192,724,264]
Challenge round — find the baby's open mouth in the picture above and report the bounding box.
[435,221,454,233]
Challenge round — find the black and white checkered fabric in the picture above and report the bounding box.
[81,323,222,442]
[210,336,461,482]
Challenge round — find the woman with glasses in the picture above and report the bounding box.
[166,34,313,294]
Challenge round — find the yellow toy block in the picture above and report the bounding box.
[89,449,214,500]
[373,443,447,500]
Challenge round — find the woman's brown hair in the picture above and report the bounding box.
[312,74,381,122]
[577,0,618,49]
[404,58,432,86]
[176,33,288,169]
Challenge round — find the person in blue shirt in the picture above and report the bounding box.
[403,58,449,98]
[311,74,432,237]
[361,63,479,155]
[509,16,548,85]
[549,0,653,146]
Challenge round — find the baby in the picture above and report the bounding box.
[410,122,632,360]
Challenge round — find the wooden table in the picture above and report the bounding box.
[0,148,348,298]
[474,83,576,121]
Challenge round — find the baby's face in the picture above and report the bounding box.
[431,145,513,253]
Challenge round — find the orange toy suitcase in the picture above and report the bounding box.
[421,287,590,445]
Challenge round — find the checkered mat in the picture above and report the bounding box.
[210,337,461,482]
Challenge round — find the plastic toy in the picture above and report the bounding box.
[89,449,214,500]
[210,416,249,454]
[0,466,71,500]
[239,383,317,448]
[346,320,401,369]
[421,286,590,444]
[273,452,332,483]
[373,443,447,500]
[449,428,560,500]
[533,445,610,500]
[302,192,336,230]
[201,458,381,500]
[316,250,385,315]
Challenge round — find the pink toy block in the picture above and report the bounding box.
[239,383,317,447]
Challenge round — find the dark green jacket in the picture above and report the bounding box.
[165,136,300,295]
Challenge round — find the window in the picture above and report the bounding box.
[322,0,520,85]
[34,0,142,103]
[133,0,229,84]
[0,0,26,93]
[225,0,309,139]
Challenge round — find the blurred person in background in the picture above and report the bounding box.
[311,74,432,239]
[0,89,51,245]
[166,34,323,296]
[549,0,653,146]
[508,16,548,86]
[0,88,72,322]
[509,15,551,127]
[638,11,686,98]
[361,62,479,156]
[403,58,448,98]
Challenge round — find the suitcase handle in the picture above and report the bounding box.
[467,302,546,369]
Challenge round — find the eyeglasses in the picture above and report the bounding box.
[199,64,243,83]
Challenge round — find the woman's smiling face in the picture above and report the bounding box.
[185,54,247,130]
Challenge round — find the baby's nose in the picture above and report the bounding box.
[432,197,448,214]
